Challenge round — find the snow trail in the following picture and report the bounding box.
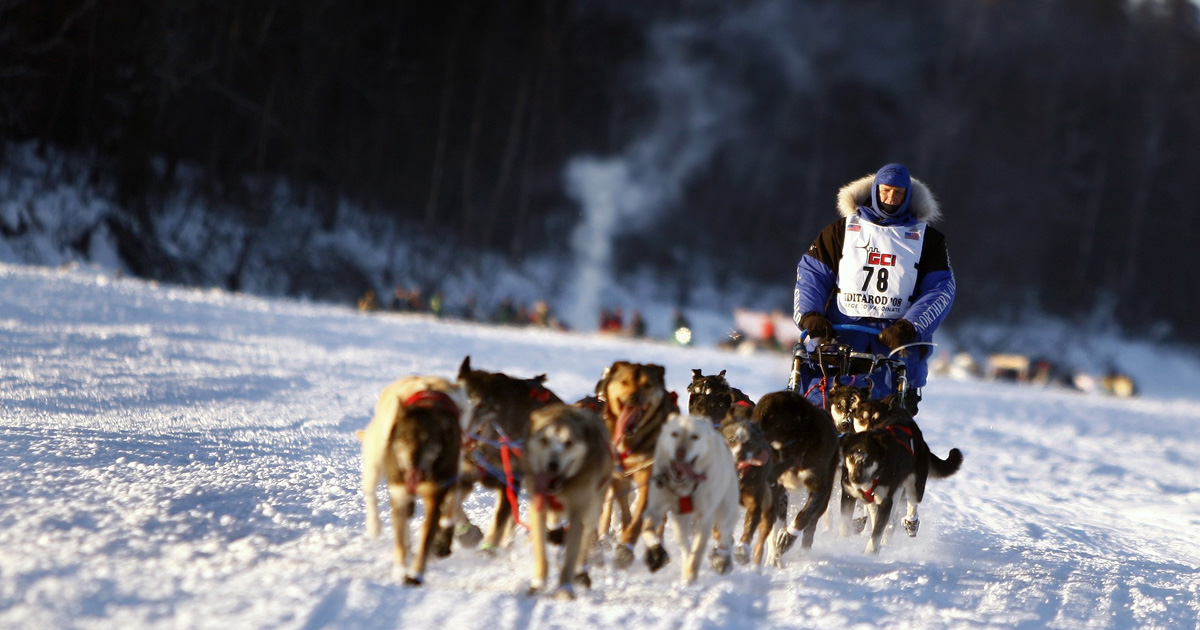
[1,263,1197,629]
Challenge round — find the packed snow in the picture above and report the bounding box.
[1,262,1197,629]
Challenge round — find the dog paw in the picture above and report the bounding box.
[772,529,797,556]
[709,548,733,575]
[644,544,670,573]
[478,542,499,557]
[551,585,576,601]
[432,526,454,558]
[614,543,636,569]
[547,526,566,546]
[455,522,484,547]
[903,517,919,537]
[853,516,868,535]
[732,543,750,565]
[573,572,592,590]
[403,574,424,587]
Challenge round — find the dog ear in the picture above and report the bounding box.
[718,369,726,378]
[458,356,472,380]
[595,366,612,395]
[645,364,666,383]
[692,368,703,379]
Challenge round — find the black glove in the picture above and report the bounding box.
[800,312,834,340]
[879,319,917,350]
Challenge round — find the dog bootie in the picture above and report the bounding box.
[455,521,484,547]
[709,547,733,575]
[432,526,455,558]
[573,571,591,590]
[903,517,919,537]
[614,543,636,569]
[644,544,670,573]
[772,529,797,556]
[547,526,566,546]
[853,515,868,535]
[733,543,751,565]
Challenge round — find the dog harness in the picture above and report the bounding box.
[858,425,916,504]
[886,424,915,455]
[403,390,461,418]
[655,462,707,514]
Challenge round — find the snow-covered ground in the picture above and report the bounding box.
[1,262,1197,629]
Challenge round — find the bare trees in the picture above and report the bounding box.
[2,0,1200,338]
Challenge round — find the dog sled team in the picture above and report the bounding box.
[359,356,963,597]
[359,163,964,596]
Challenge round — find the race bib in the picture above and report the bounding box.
[836,218,925,319]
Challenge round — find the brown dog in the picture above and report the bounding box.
[721,418,775,566]
[450,356,562,554]
[524,403,614,599]
[687,369,756,426]
[360,375,468,585]
[595,361,679,568]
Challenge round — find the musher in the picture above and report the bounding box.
[793,163,956,415]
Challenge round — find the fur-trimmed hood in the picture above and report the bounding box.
[837,173,942,224]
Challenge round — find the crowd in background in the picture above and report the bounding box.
[355,288,693,344]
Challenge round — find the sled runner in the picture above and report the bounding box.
[788,324,925,411]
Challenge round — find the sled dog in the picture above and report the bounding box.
[687,368,755,426]
[753,389,839,564]
[523,403,614,599]
[642,413,740,585]
[840,397,963,553]
[720,417,775,565]
[827,381,871,434]
[451,356,562,553]
[595,361,678,568]
[359,375,468,585]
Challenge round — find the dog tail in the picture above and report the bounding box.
[362,391,405,539]
[928,447,963,479]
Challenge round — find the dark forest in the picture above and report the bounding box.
[3,0,1199,338]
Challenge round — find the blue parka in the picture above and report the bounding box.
[793,164,955,399]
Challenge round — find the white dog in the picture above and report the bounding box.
[641,413,740,584]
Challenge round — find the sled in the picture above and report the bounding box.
[787,324,920,411]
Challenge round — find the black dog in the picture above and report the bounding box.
[687,369,755,426]
[827,381,871,434]
[753,390,839,563]
[840,397,963,553]
[441,356,562,555]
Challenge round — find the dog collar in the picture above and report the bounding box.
[861,478,882,504]
[535,493,564,512]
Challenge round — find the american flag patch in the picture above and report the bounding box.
[904,231,920,240]
[848,224,861,232]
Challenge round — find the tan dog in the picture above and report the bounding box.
[641,413,740,585]
[360,375,469,585]
[524,403,614,600]
[595,361,678,569]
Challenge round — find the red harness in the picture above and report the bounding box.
[403,390,460,418]
[886,424,915,455]
[860,424,916,503]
